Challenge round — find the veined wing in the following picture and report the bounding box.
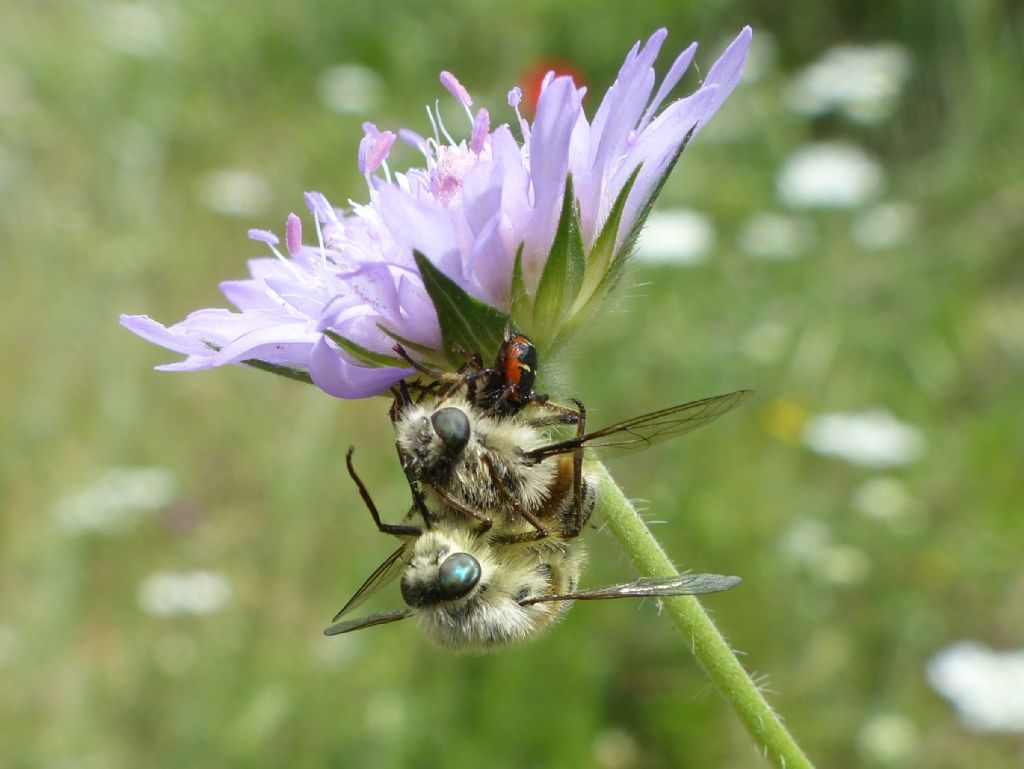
[331,544,409,622]
[525,390,753,462]
[519,572,742,604]
[324,608,413,636]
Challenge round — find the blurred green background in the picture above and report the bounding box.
[2,1,1023,767]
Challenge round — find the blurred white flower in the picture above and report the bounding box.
[782,518,830,560]
[777,142,884,209]
[781,519,871,586]
[634,208,715,266]
[93,2,172,58]
[856,712,917,765]
[52,466,178,534]
[196,169,271,217]
[137,570,232,617]
[786,44,911,125]
[817,544,872,585]
[317,64,384,115]
[740,320,789,364]
[592,728,640,769]
[851,201,919,250]
[854,475,925,534]
[737,212,816,260]
[927,641,1024,732]
[803,410,925,468]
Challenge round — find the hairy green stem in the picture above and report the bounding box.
[591,461,815,769]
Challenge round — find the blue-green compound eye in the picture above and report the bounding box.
[437,553,481,600]
[431,407,470,453]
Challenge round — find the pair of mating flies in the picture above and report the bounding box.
[326,329,752,651]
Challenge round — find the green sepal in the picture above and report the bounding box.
[205,339,314,384]
[322,329,405,369]
[564,184,586,302]
[376,323,439,359]
[413,250,510,366]
[560,129,697,347]
[242,359,315,385]
[532,174,585,343]
[570,163,642,317]
[509,243,531,325]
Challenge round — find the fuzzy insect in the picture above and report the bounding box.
[392,385,752,540]
[326,387,752,651]
[325,477,739,652]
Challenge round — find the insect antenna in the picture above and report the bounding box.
[346,447,423,537]
[427,483,494,533]
[394,441,435,529]
[392,343,441,379]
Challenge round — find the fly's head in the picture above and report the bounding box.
[400,529,486,609]
[394,398,475,484]
[400,527,563,652]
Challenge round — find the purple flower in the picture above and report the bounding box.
[122,27,752,398]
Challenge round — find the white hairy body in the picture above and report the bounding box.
[394,396,560,522]
[402,522,586,652]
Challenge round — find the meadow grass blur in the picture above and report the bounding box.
[2,1,1023,767]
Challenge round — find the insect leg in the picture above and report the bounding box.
[427,485,494,533]
[393,441,434,529]
[464,352,489,404]
[465,368,478,404]
[524,399,582,428]
[346,447,422,536]
[435,366,496,406]
[392,379,446,422]
[392,343,444,379]
[452,346,486,371]
[478,453,550,541]
[488,505,551,544]
[389,380,415,422]
[405,379,446,405]
[482,386,513,416]
[565,398,587,538]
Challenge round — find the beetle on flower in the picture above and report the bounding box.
[121,27,752,397]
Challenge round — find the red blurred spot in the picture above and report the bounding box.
[519,58,588,117]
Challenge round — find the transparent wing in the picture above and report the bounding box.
[526,390,753,461]
[519,572,742,604]
[324,608,413,636]
[331,544,409,622]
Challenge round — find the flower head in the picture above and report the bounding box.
[122,27,752,398]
